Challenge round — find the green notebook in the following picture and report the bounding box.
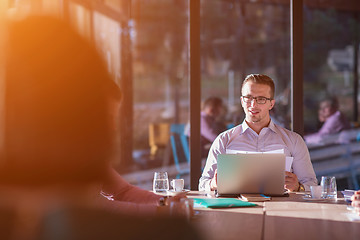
[193,198,257,208]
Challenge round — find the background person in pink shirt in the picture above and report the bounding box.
[305,96,350,144]
[185,97,227,158]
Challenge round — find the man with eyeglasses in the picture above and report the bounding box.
[199,74,317,192]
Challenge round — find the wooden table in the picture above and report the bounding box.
[189,191,264,240]
[188,191,360,240]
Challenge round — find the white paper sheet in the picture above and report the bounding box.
[226,149,285,154]
[224,149,293,171]
[285,157,293,172]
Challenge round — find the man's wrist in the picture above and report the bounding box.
[210,179,214,190]
[210,178,216,191]
[297,182,305,192]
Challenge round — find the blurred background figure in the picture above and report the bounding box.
[270,106,287,128]
[0,15,199,240]
[227,104,244,127]
[185,97,227,158]
[304,96,350,144]
[1,14,120,239]
[270,86,291,130]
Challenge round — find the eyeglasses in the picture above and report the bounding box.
[241,96,272,104]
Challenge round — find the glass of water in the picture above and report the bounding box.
[321,176,337,200]
[153,172,169,193]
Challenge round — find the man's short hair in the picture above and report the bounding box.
[202,97,223,110]
[241,74,275,98]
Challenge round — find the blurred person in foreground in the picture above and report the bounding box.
[185,97,227,158]
[304,96,350,145]
[351,191,360,216]
[1,15,189,226]
[199,74,317,192]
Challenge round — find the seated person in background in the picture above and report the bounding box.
[199,74,317,192]
[2,15,180,219]
[351,191,360,216]
[304,96,350,144]
[185,97,227,158]
[227,104,245,127]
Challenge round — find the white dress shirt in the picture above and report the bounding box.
[199,120,318,191]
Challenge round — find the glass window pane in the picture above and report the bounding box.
[201,1,291,130]
[68,2,92,40]
[104,0,122,13]
[93,11,121,82]
[7,0,32,17]
[303,4,360,190]
[131,0,190,190]
[42,0,62,16]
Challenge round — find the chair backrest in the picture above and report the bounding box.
[149,123,170,148]
[149,123,171,158]
[170,124,190,174]
[310,141,360,190]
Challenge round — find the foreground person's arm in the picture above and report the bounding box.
[100,168,186,215]
[102,168,161,204]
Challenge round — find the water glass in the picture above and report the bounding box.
[153,172,169,193]
[320,176,337,199]
[310,185,322,199]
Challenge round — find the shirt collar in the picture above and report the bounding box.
[267,119,277,133]
[240,120,251,133]
[240,119,277,134]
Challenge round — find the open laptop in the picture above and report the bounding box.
[216,153,286,197]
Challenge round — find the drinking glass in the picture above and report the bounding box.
[153,172,169,193]
[320,176,337,199]
[310,185,322,199]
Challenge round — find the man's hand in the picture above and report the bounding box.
[284,171,300,192]
[210,169,218,191]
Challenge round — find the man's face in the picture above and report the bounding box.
[205,104,223,118]
[241,82,275,125]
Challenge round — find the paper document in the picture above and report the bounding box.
[226,149,285,154]
[239,194,271,202]
[285,157,293,172]
[193,198,257,208]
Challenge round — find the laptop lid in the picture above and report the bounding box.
[217,153,285,196]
